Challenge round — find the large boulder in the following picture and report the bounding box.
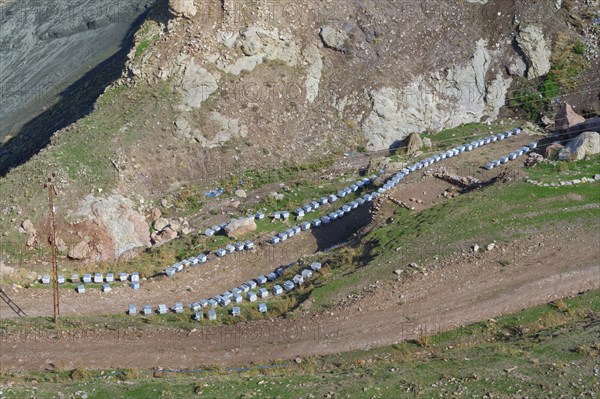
[555,103,585,132]
[224,218,257,239]
[516,24,551,79]
[545,143,564,160]
[559,132,600,161]
[69,194,151,262]
[405,132,423,155]
[153,218,170,231]
[169,0,197,19]
[68,241,90,260]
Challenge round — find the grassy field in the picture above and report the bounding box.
[1,290,598,398]
[307,155,599,310]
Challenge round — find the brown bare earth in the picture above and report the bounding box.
[1,133,598,371]
[1,226,598,371]
[0,132,533,318]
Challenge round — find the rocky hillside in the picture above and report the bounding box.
[0,0,598,266]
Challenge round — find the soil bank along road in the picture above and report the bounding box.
[1,228,598,371]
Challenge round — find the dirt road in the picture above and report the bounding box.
[1,227,598,371]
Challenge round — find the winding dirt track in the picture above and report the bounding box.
[1,227,598,371]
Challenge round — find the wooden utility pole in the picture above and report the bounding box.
[45,173,59,324]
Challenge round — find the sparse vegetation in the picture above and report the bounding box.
[509,33,589,121]
[1,290,598,398]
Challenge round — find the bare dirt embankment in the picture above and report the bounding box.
[0,226,598,371]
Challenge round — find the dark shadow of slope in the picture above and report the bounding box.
[310,204,374,252]
[0,1,167,177]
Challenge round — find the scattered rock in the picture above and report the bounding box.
[559,132,600,161]
[20,219,37,248]
[472,244,480,253]
[525,153,544,167]
[486,243,495,251]
[235,189,247,199]
[516,24,551,79]
[21,219,36,235]
[554,103,586,132]
[153,218,170,232]
[394,269,402,275]
[269,192,284,201]
[320,24,349,52]
[422,137,432,148]
[224,217,257,239]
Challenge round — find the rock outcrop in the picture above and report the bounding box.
[320,24,349,52]
[179,58,219,110]
[225,218,257,239]
[516,24,552,79]
[169,0,197,19]
[69,194,151,261]
[304,45,323,103]
[362,40,511,150]
[68,241,90,260]
[559,132,600,161]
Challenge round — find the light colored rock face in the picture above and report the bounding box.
[198,112,248,148]
[320,25,349,52]
[466,0,489,3]
[516,24,551,79]
[153,218,169,231]
[68,241,90,260]
[507,57,527,77]
[555,103,586,131]
[70,194,151,262]
[224,217,257,239]
[175,111,247,146]
[304,45,323,103]
[169,0,197,19]
[215,26,300,76]
[218,55,264,76]
[362,40,511,150]
[180,59,218,110]
[559,132,600,161]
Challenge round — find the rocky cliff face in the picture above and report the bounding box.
[0,0,598,265]
[362,39,512,150]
